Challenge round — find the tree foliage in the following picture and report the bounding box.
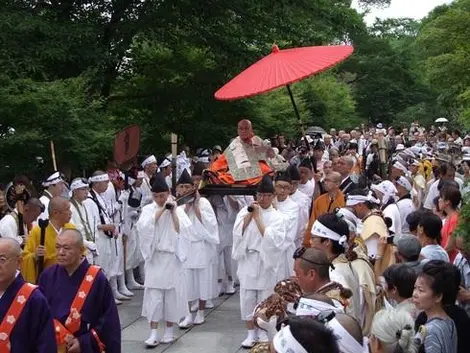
[0,0,467,182]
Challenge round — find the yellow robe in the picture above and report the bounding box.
[21,223,76,284]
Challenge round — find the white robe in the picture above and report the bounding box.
[330,256,362,321]
[137,202,191,322]
[37,191,53,222]
[120,187,144,270]
[0,211,26,244]
[297,179,314,201]
[70,198,98,264]
[141,173,153,207]
[290,190,310,248]
[101,183,124,278]
[181,197,219,301]
[275,197,299,280]
[83,189,115,277]
[232,206,286,290]
[383,203,402,235]
[396,196,415,234]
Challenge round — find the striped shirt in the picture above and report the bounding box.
[423,317,457,353]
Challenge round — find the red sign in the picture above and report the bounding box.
[114,125,140,166]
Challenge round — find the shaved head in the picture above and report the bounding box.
[238,119,254,141]
[59,228,84,247]
[48,197,69,215]
[299,248,330,279]
[0,238,22,257]
[238,119,252,128]
[329,172,341,183]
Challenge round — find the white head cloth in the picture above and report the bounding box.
[411,159,421,167]
[371,181,397,205]
[89,173,109,183]
[70,178,88,191]
[141,155,157,168]
[395,144,405,151]
[159,156,172,168]
[346,191,380,206]
[395,176,412,192]
[42,171,63,187]
[392,161,408,174]
[326,317,369,353]
[296,298,343,317]
[311,220,348,247]
[272,325,307,353]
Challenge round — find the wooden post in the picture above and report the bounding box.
[171,133,178,195]
[50,140,58,171]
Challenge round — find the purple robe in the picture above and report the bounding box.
[38,260,121,353]
[0,274,57,353]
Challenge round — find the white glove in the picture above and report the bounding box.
[256,315,279,341]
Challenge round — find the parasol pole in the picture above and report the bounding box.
[286,85,311,151]
[50,140,57,171]
[171,133,178,195]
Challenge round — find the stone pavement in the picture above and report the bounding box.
[119,290,246,353]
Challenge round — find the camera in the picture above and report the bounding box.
[247,206,254,212]
[165,203,175,210]
[386,235,395,245]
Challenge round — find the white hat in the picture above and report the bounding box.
[395,144,405,151]
[371,180,397,205]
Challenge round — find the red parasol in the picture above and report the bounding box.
[215,44,354,100]
[214,44,354,144]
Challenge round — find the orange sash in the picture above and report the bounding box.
[54,265,105,353]
[0,282,37,353]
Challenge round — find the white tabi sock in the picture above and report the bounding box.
[164,325,174,337]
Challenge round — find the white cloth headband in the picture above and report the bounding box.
[198,157,210,163]
[141,155,157,168]
[42,172,63,187]
[273,325,307,353]
[326,318,369,353]
[311,220,348,247]
[159,157,171,168]
[371,182,397,205]
[89,174,109,183]
[346,191,380,206]
[70,178,88,191]
[296,298,343,317]
[392,161,408,174]
[395,176,412,191]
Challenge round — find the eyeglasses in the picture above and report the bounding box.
[293,247,334,269]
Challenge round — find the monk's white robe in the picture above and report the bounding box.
[383,203,401,235]
[101,182,124,278]
[275,197,299,280]
[290,190,310,248]
[0,210,26,244]
[297,179,314,201]
[181,197,219,301]
[137,202,191,323]
[141,172,154,207]
[83,191,114,276]
[120,187,144,270]
[232,206,286,320]
[70,198,98,264]
[330,254,362,322]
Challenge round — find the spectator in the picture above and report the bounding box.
[417,211,449,262]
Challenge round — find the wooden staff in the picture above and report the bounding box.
[171,133,178,195]
[50,140,57,171]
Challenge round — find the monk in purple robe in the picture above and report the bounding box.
[38,228,121,353]
[0,238,57,353]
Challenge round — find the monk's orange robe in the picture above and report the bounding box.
[303,191,345,247]
[209,154,273,185]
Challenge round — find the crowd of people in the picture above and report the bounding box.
[0,119,469,353]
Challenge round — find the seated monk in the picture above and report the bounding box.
[209,119,274,185]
